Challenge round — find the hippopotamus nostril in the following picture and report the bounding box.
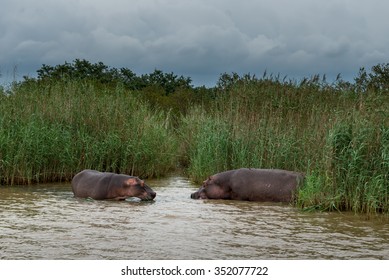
[190,192,199,199]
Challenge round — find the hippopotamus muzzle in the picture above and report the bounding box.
[140,184,157,201]
[190,192,199,199]
[141,191,156,201]
[190,186,207,199]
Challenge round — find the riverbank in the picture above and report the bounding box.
[1,70,388,214]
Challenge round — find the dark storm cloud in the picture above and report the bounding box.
[1,0,389,86]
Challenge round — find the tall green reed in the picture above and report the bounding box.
[179,81,320,182]
[297,115,389,213]
[0,80,177,184]
[180,78,389,214]
[2,75,389,214]
[296,99,389,213]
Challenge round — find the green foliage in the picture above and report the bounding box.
[26,59,209,122]
[296,171,329,211]
[2,59,389,214]
[179,71,389,214]
[179,110,231,182]
[318,117,389,213]
[0,80,177,184]
[355,63,389,93]
[34,59,193,95]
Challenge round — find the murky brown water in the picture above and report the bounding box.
[1,176,388,260]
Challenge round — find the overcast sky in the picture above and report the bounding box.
[1,0,389,86]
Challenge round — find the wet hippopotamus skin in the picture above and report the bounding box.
[191,168,304,202]
[71,169,156,201]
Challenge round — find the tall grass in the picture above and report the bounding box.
[298,114,389,213]
[1,75,388,214]
[178,79,389,214]
[179,80,331,181]
[0,81,177,184]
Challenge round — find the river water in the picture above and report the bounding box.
[0,176,388,260]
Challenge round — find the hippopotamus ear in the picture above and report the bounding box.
[126,178,137,186]
[203,176,212,186]
[126,178,144,186]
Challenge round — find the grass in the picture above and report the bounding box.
[178,78,389,214]
[306,116,389,213]
[1,75,388,214]
[0,80,178,184]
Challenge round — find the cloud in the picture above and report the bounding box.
[1,0,389,85]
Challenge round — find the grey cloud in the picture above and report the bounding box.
[1,0,389,85]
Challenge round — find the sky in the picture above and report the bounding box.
[1,0,389,87]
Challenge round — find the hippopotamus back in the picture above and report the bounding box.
[191,168,304,202]
[71,169,156,201]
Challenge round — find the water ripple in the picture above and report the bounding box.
[1,178,388,259]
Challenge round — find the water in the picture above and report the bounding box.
[1,176,388,260]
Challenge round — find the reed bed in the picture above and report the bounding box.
[178,79,389,214]
[1,76,388,214]
[0,81,177,184]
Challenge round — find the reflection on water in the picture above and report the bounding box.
[0,176,388,259]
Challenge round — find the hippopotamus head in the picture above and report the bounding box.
[118,177,156,201]
[190,176,231,200]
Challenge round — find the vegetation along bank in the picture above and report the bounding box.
[1,59,388,214]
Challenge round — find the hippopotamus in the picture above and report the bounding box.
[191,168,304,202]
[71,169,156,201]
